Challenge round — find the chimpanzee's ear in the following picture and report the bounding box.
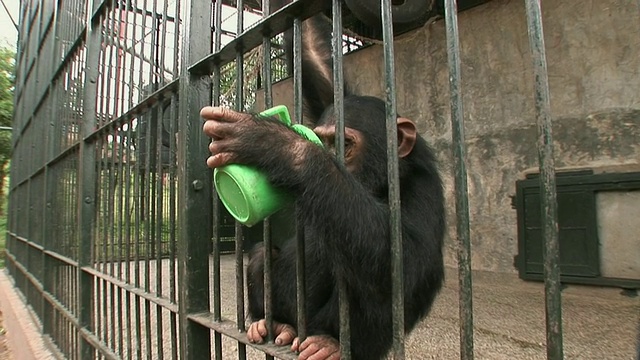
[397,117,417,158]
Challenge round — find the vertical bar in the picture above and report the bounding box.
[42,1,60,339]
[331,1,351,359]
[292,17,307,345]
[235,2,247,360]
[78,5,102,359]
[121,4,135,358]
[443,1,474,359]
[170,2,181,359]
[153,4,166,358]
[131,3,144,354]
[523,2,563,359]
[380,0,405,358]
[177,0,213,357]
[261,1,275,355]
[211,1,224,360]
[111,3,127,356]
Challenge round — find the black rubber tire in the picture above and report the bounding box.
[344,0,435,30]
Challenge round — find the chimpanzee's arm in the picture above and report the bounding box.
[202,108,392,287]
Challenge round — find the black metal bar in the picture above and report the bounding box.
[330,0,351,358]
[77,4,103,358]
[189,0,330,75]
[187,313,298,360]
[261,1,275,354]
[212,2,224,359]
[169,6,181,358]
[379,0,406,358]
[81,266,179,312]
[177,0,213,357]
[443,1,475,359]
[523,1,563,359]
[235,0,247,360]
[5,252,121,359]
[292,17,307,347]
[152,2,167,358]
[121,4,135,358]
[235,1,248,358]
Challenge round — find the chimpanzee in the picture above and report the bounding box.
[201,13,445,360]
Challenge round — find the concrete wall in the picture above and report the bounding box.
[259,0,640,273]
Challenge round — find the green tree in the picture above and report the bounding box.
[0,46,15,216]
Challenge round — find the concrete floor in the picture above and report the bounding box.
[214,256,640,359]
[0,256,638,359]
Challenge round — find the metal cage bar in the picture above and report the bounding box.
[177,0,213,358]
[380,1,406,358]
[443,1,475,359]
[523,1,563,359]
[4,0,584,359]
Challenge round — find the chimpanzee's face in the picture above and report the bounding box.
[312,124,364,174]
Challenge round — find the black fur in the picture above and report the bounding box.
[240,7,445,360]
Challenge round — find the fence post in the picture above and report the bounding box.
[77,4,103,359]
[177,0,213,358]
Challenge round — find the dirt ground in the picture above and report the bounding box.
[0,310,11,360]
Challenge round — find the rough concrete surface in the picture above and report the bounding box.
[0,270,55,360]
[214,256,639,360]
[255,0,640,274]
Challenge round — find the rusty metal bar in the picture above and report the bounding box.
[332,0,351,357]
[443,1,475,359]
[380,0,406,358]
[523,1,563,359]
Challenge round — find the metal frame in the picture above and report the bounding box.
[5,0,569,359]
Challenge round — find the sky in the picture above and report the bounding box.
[0,0,19,48]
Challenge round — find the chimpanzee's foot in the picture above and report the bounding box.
[247,319,297,346]
[292,335,340,360]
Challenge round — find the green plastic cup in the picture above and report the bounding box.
[213,106,322,227]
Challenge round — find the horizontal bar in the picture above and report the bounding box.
[81,266,179,313]
[43,250,79,268]
[189,0,330,75]
[10,164,46,190]
[85,79,179,142]
[7,233,45,252]
[14,77,177,188]
[187,312,298,360]
[5,253,120,360]
[91,0,110,24]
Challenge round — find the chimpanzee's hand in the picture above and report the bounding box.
[201,106,313,172]
[292,335,341,360]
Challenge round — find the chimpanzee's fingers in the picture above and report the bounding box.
[206,152,234,169]
[200,106,250,123]
[298,342,338,360]
[247,322,264,344]
[273,323,296,346]
[202,119,237,140]
[291,337,300,352]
